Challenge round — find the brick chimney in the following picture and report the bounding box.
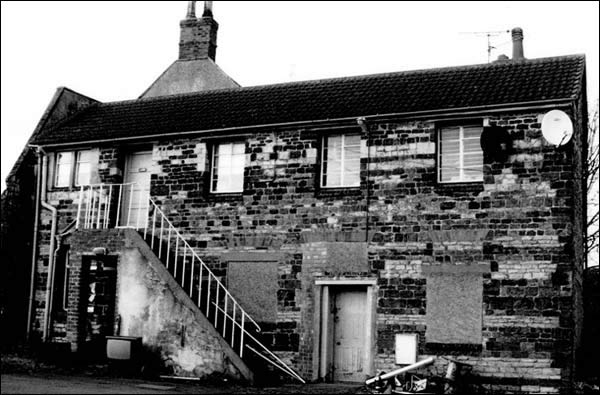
[511,27,525,60]
[179,1,218,61]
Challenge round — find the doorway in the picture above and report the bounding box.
[317,280,375,382]
[333,289,367,381]
[81,255,118,359]
[120,150,152,228]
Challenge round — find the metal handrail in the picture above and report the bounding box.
[76,183,145,230]
[146,199,262,333]
[213,303,306,383]
[75,184,303,382]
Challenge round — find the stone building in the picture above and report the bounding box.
[1,2,589,393]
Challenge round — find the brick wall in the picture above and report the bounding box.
[32,109,585,392]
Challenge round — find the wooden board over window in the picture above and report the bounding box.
[227,261,278,322]
[424,266,487,344]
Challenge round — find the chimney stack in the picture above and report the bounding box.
[179,1,219,61]
[511,27,525,60]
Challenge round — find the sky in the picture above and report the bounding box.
[1,1,599,192]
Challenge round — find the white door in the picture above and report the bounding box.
[333,290,367,382]
[120,151,152,228]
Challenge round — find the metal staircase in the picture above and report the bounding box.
[75,183,304,383]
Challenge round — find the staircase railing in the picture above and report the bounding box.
[145,199,261,353]
[76,182,148,230]
[145,199,305,383]
[75,184,305,383]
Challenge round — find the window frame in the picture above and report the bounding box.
[320,133,361,188]
[74,150,92,187]
[437,124,484,184]
[210,141,246,194]
[54,149,93,188]
[54,151,75,188]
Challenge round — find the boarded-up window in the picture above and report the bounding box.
[425,271,483,344]
[227,261,278,322]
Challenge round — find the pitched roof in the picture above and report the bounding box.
[140,59,239,98]
[32,55,585,146]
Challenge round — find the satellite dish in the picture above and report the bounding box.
[541,110,573,146]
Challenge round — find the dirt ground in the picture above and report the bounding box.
[1,373,366,394]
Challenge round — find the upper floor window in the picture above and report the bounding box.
[438,125,483,183]
[54,150,93,187]
[75,150,92,186]
[211,142,245,193]
[321,134,360,188]
[55,152,74,187]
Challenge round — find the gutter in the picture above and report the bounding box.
[33,98,575,149]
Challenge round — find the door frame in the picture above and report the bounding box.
[120,149,153,228]
[313,279,377,382]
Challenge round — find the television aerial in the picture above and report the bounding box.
[541,110,573,146]
[460,30,510,63]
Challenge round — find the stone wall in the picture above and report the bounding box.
[32,108,585,392]
[117,241,245,379]
[43,229,248,380]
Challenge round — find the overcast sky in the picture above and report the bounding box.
[1,1,599,191]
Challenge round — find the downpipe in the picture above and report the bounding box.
[357,117,370,242]
[39,153,58,342]
[26,148,43,341]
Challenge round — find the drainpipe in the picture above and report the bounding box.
[26,148,43,341]
[356,117,370,242]
[39,152,58,342]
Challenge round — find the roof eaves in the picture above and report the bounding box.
[34,96,575,149]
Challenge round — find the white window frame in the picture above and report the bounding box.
[74,150,92,186]
[437,125,483,183]
[320,134,361,188]
[54,150,93,188]
[210,142,245,193]
[54,151,74,187]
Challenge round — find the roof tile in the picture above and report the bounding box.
[32,55,585,145]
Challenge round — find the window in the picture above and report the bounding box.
[55,152,74,187]
[75,150,92,186]
[321,134,360,187]
[438,125,483,183]
[54,150,93,187]
[52,248,70,312]
[211,142,245,193]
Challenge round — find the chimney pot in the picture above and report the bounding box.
[511,27,525,60]
[186,1,196,19]
[203,1,214,17]
[494,54,510,63]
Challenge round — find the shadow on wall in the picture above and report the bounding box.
[580,266,599,380]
